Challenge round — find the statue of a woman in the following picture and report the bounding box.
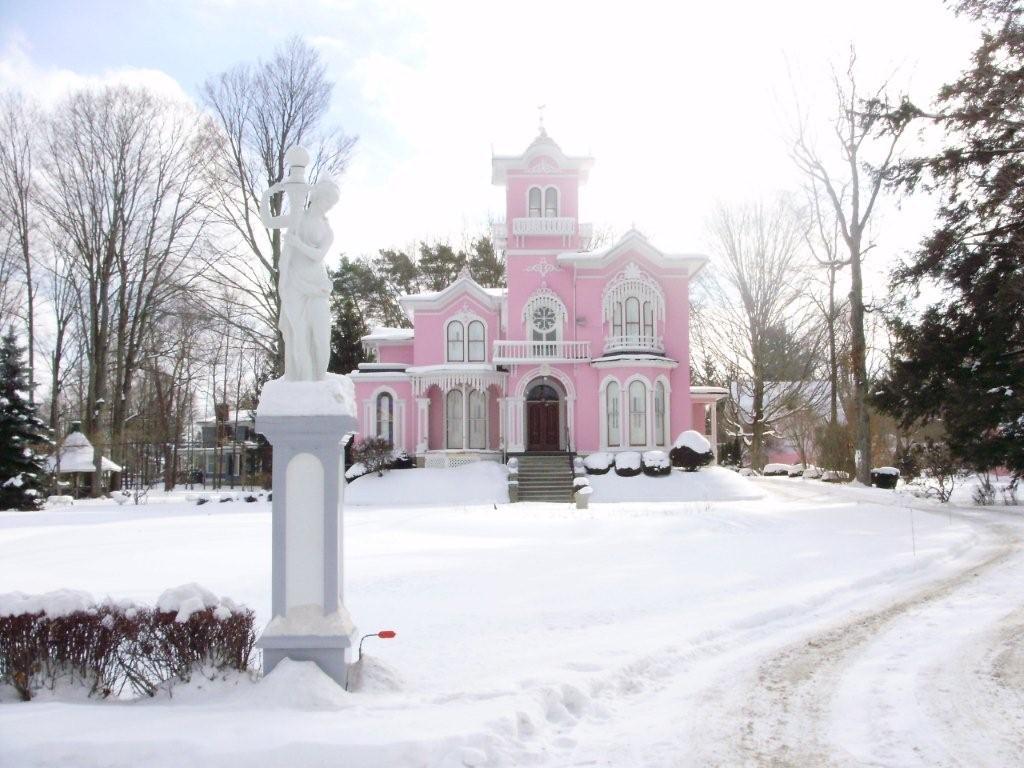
[259,157,340,382]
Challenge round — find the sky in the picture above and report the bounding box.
[0,0,982,277]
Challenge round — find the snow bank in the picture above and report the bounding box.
[588,466,763,502]
[346,462,508,507]
[256,373,356,418]
[673,430,711,453]
[0,589,93,618]
[346,654,403,693]
[248,659,350,711]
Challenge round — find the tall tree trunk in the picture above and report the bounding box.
[849,242,871,483]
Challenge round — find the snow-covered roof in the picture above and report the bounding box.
[690,385,729,399]
[491,130,594,184]
[361,327,414,344]
[399,269,505,321]
[45,431,122,474]
[557,229,708,275]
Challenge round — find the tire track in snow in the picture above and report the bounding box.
[712,526,1020,767]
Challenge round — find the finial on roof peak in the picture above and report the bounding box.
[537,103,547,137]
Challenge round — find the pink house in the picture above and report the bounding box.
[350,129,724,466]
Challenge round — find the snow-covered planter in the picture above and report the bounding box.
[575,483,593,509]
[762,463,792,477]
[870,466,900,490]
[0,586,255,702]
[669,431,713,472]
[642,450,671,477]
[614,451,643,477]
[583,452,614,475]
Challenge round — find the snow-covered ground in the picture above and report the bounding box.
[1,469,1022,767]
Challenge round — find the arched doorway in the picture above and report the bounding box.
[525,380,562,452]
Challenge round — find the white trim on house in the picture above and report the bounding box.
[363,385,405,453]
[557,229,708,275]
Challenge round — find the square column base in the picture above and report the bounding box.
[258,630,354,687]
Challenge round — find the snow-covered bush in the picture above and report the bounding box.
[583,452,614,475]
[870,466,900,490]
[762,463,791,477]
[0,586,255,702]
[821,470,850,483]
[738,467,759,477]
[803,466,822,479]
[642,450,671,477]
[351,437,393,478]
[787,464,805,477]
[669,431,713,472]
[573,476,590,489]
[614,451,643,477]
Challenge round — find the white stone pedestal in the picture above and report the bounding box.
[254,375,358,686]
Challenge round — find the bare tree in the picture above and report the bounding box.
[705,197,825,469]
[41,86,212,494]
[0,92,41,403]
[39,242,81,435]
[201,36,356,375]
[792,47,910,483]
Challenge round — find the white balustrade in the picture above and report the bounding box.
[512,217,576,236]
[603,334,664,354]
[492,339,591,363]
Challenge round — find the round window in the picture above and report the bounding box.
[532,305,557,332]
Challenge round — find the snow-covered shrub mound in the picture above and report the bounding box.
[738,467,758,477]
[573,476,590,488]
[0,586,255,701]
[642,450,671,476]
[787,464,805,477]
[614,451,643,477]
[345,462,367,481]
[821,470,850,483]
[346,462,507,507]
[803,466,823,479]
[251,659,350,710]
[762,463,792,477]
[673,430,711,453]
[583,452,614,475]
[870,466,900,489]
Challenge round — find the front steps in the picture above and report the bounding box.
[513,453,574,502]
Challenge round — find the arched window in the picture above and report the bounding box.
[544,187,558,217]
[446,321,464,362]
[606,381,621,447]
[523,289,567,356]
[628,380,647,446]
[654,381,666,446]
[446,389,463,449]
[625,297,641,338]
[612,302,623,337]
[643,301,655,339]
[376,392,394,445]
[467,320,486,362]
[528,187,542,217]
[468,390,486,449]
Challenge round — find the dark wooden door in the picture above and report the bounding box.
[527,402,560,452]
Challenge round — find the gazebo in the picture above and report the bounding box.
[45,428,122,497]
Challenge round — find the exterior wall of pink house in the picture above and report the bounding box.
[349,130,724,464]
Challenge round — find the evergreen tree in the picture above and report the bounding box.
[874,0,1024,479]
[0,329,50,510]
[468,237,505,288]
[329,258,370,374]
[417,242,467,291]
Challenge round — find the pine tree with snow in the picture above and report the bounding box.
[874,0,1024,480]
[0,329,50,510]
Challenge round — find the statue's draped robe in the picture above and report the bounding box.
[279,213,332,381]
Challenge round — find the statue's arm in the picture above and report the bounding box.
[259,182,289,229]
[290,231,333,262]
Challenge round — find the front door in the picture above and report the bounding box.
[526,383,561,452]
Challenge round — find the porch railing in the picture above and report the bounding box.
[603,334,664,354]
[492,339,591,364]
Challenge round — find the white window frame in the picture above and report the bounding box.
[627,379,648,447]
[376,391,394,446]
[527,186,542,217]
[468,389,487,449]
[445,389,464,449]
[603,378,621,448]
[467,320,486,362]
[446,321,465,362]
[543,186,559,217]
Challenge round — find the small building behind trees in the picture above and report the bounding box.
[45,424,122,498]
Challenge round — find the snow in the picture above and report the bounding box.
[872,466,901,476]
[44,430,122,474]
[3,474,24,488]
[346,462,507,506]
[614,451,642,471]
[583,452,613,471]
[361,327,415,343]
[673,430,711,453]
[0,588,93,618]
[256,373,356,418]
[763,463,793,475]
[642,450,670,469]
[262,604,355,637]
[2,481,1023,766]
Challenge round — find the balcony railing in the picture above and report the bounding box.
[493,339,591,364]
[512,217,576,236]
[603,334,664,355]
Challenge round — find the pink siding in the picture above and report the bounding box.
[377,343,413,365]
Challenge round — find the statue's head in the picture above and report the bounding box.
[309,179,340,214]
